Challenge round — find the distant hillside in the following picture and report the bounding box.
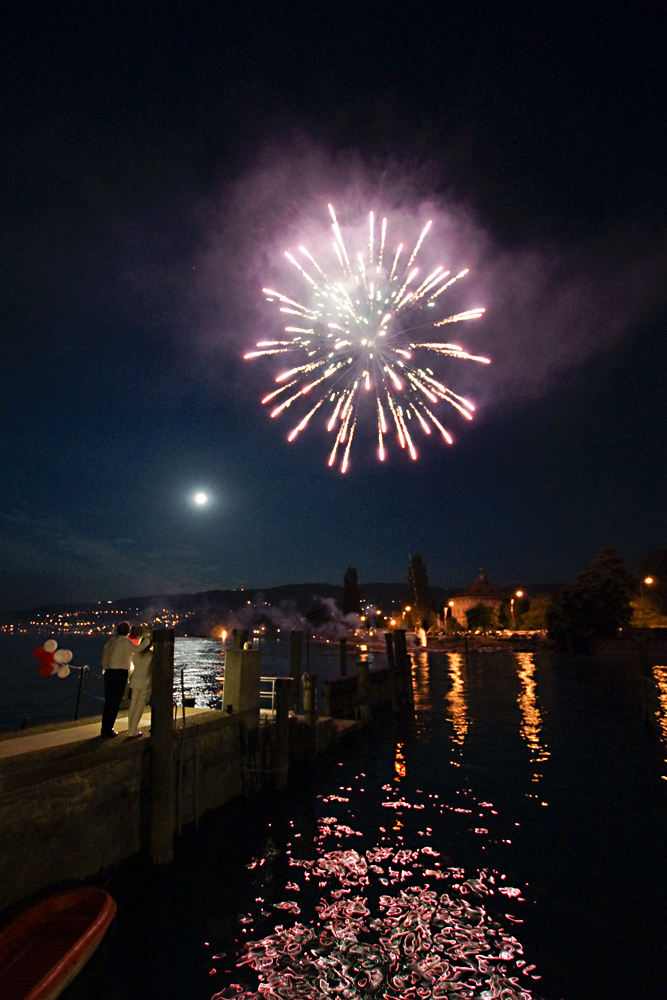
[1,580,562,635]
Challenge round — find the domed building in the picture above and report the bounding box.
[446,570,507,627]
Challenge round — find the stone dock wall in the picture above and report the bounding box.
[0,710,249,915]
[0,631,414,916]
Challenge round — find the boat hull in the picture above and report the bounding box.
[0,887,116,1000]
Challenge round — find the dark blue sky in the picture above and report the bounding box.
[1,0,666,610]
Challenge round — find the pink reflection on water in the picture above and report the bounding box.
[215,845,539,1000]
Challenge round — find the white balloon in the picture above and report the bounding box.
[43,639,58,653]
[53,648,73,663]
[56,665,70,679]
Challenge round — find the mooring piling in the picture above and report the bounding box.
[290,631,302,710]
[273,676,292,789]
[150,628,175,866]
[385,632,401,711]
[302,672,317,727]
[339,638,347,677]
[357,660,371,724]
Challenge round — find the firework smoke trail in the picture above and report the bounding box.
[245,205,490,471]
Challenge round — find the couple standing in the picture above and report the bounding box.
[100,622,153,738]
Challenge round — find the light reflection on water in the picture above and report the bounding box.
[445,653,471,769]
[652,664,667,781]
[147,641,667,999]
[175,638,225,710]
[174,637,375,712]
[204,647,543,1000]
[412,650,431,715]
[212,792,541,1000]
[515,654,550,805]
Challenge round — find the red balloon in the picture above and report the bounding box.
[34,646,56,675]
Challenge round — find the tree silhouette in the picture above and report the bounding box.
[341,566,361,615]
[408,554,431,628]
[465,603,498,633]
[546,547,633,652]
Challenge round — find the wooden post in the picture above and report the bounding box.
[385,632,401,711]
[273,677,292,789]
[290,631,302,710]
[357,660,371,724]
[302,672,316,726]
[150,628,175,866]
[394,630,414,708]
[232,629,249,649]
[339,638,347,676]
[637,635,653,727]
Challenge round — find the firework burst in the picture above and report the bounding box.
[245,204,490,472]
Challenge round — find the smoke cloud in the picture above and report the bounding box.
[195,136,666,420]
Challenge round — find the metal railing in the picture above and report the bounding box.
[260,676,279,713]
[214,674,281,713]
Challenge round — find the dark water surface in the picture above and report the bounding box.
[57,648,667,1000]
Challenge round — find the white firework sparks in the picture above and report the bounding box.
[245,204,490,472]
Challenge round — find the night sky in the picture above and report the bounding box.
[2,1,666,611]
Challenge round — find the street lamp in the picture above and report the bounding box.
[510,590,523,630]
[641,576,655,599]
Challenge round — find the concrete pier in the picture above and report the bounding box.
[0,636,413,918]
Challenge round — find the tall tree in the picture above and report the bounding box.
[518,596,552,630]
[546,547,633,652]
[408,554,430,628]
[640,549,667,614]
[341,566,361,615]
[466,603,498,633]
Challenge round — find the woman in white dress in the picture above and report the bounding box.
[127,634,153,738]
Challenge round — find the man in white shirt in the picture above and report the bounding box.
[100,622,136,737]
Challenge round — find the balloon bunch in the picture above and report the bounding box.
[33,639,73,678]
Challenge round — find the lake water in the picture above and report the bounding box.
[43,643,667,1000]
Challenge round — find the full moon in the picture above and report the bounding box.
[193,492,209,506]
